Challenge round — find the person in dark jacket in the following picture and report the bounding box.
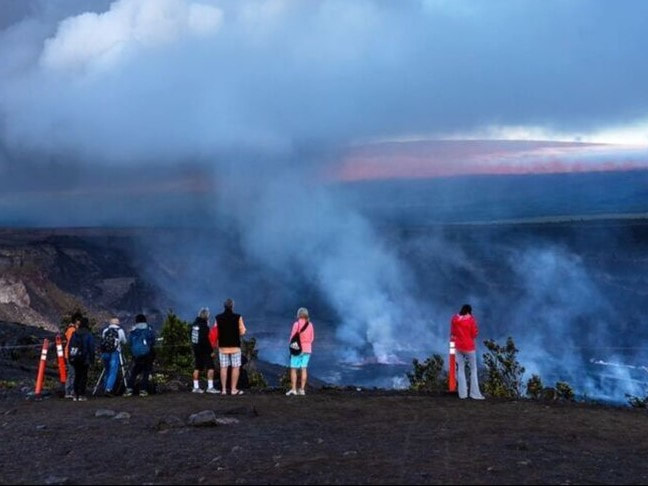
[125,314,156,397]
[71,317,95,402]
[215,298,246,396]
[191,307,218,394]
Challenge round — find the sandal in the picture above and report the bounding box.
[231,390,244,396]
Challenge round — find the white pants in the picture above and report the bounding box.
[456,350,484,399]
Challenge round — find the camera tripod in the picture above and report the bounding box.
[92,350,129,396]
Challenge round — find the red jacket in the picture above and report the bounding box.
[208,325,218,349]
[450,314,479,352]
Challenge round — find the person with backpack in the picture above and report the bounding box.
[64,312,82,399]
[100,317,127,397]
[190,308,219,394]
[286,307,315,396]
[215,298,246,396]
[450,304,485,400]
[125,314,156,397]
[68,317,95,401]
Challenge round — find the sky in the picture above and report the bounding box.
[336,140,648,181]
[1,0,647,187]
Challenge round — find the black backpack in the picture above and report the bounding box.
[68,332,87,365]
[100,327,120,353]
[289,321,310,356]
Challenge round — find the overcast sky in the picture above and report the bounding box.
[1,0,647,203]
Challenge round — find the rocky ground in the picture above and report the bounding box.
[0,229,164,331]
[0,390,647,485]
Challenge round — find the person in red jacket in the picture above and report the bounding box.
[450,304,485,400]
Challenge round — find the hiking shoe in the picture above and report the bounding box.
[206,388,220,394]
[139,390,149,397]
[124,389,134,397]
[192,388,205,394]
[285,389,298,396]
[298,389,306,396]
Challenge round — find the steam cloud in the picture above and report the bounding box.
[2,0,648,160]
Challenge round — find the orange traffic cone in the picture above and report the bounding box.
[34,339,50,398]
[448,339,456,392]
[55,335,67,384]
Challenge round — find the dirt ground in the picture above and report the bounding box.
[1,391,647,485]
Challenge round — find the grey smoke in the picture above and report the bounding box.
[226,171,428,363]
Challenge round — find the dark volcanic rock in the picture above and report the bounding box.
[157,415,185,429]
[215,417,240,425]
[189,410,217,427]
[43,476,70,485]
[95,409,117,418]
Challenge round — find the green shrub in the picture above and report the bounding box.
[627,394,648,408]
[0,380,18,390]
[482,337,525,399]
[242,337,267,389]
[555,381,575,401]
[242,337,259,361]
[279,368,292,391]
[526,374,544,399]
[157,311,193,373]
[407,354,447,393]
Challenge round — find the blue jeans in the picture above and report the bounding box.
[102,352,121,392]
[65,362,75,396]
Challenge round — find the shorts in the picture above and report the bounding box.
[194,351,215,371]
[219,351,242,368]
[290,353,311,369]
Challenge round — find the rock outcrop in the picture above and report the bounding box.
[0,229,165,330]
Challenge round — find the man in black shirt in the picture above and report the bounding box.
[215,298,247,395]
[190,307,218,394]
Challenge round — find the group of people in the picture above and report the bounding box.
[188,301,314,396]
[62,300,484,401]
[189,299,248,395]
[61,299,316,401]
[64,313,157,400]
